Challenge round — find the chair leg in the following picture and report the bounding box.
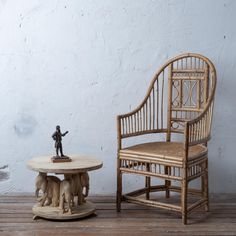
[145,176,151,200]
[116,170,122,212]
[165,166,171,198]
[202,160,209,212]
[145,164,151,200]
[181,177,188,224]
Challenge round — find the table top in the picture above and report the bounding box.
[27,155,103,174]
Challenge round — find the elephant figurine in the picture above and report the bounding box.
[68,174,83,206]
[59,178,73,214]
[35,172,47,204]
[35,172,60,207]
[52,172,90,215]
[67,172,90,206]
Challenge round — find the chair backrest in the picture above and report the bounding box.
[119,53,216,143]
[166,54,216,141]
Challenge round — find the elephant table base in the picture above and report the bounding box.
[27,155,103,221]
[33,201,95,220]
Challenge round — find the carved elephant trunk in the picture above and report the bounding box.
[35,172,48,203]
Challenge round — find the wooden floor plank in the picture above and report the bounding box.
[0,194,236,235]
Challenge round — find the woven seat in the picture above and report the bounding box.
[120,142,207,161]
[116,53,217,224]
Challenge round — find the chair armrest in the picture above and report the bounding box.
[117,109,140,139]
[185,100,214,146]
[117,104,166,140]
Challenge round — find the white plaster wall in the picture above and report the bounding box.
[0,0,235,194]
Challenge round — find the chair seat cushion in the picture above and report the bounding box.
[120,142,207,161]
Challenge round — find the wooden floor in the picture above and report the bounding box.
[0,194,236,236]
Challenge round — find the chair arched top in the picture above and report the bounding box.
[120,53,217,119]
[146,53,216,109]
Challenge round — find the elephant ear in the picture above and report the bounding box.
[41,180,48,192]
[81,173,89,186]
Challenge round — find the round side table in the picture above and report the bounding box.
[27,155,103,220]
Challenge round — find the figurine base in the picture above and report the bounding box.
[32,201,95,220]
[51,156,72,163]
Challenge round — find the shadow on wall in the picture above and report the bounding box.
[0,165,10,182]
[14,114,37,137]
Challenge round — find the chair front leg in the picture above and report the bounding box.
[116,167,122,212]
[201,159,209,212]
[181,168,188,225]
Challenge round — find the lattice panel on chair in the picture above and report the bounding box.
[120,158,182,181]
[187,157,207,181]
[169,57,210,133]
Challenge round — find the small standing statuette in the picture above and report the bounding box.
[51,125,71,163]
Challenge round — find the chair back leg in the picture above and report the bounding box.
[165,166,171,198]
[145,176,151,200]
[145,164,151,199]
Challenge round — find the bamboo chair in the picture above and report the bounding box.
[116,53,217,224]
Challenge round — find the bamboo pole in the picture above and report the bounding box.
[167,64,173,141]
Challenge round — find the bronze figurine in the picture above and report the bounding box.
[52,125,69,157]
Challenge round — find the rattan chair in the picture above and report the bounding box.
[116,53,217,224]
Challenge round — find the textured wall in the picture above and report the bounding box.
[0,0,235,194]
